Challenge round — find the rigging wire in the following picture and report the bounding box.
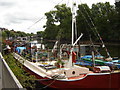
[79,0,99,37]
[76,0,97,37]
[91,3,111,58]
[40,79,56,89]
[27,0,64,30]
[79,0,111,58]
[72,0,100,56]
[27,1,66,89]
[76,3,101,55]
[77,4,97,39]
[95,4,113,82]
[89,35,101,55]
[27,17,45,29]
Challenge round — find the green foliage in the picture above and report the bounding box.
[1,28,31,41]
[41,2,120,43]
[37,31,44,37]
[3,53,36,88]
[91,2,118,41]
[2,31,7,40]
[44,4,72,43]
[77,4,92,40]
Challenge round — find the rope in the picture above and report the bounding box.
[40,79,56,89]
[38,74,63,89]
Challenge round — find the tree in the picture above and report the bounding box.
[44,11,59,40]
[115,1,120,41]
[37,31,45,42]
[91,2,118,41]
[44,4,72,43]
[39,2,120,43]
[2,31,7,40]
[77,4,92,41]
[55,4,72,43]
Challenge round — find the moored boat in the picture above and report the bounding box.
[11,1,120,89]
[13,52,120,88]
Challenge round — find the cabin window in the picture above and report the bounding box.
[72,71,75,75]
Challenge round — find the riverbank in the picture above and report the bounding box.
[79,41,120,46]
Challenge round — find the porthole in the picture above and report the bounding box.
[72,71,75,74]
[64,72,66,75]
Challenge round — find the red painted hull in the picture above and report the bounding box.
[24,67,120,89]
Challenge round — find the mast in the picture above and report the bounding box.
[72,2,76,45]
[65,0,83,68]
[65,1,75,68]
[66,1,76,68]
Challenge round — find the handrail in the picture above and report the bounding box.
[0,52,23,89]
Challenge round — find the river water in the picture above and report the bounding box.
[100,44,120,58]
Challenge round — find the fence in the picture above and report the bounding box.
[0,52,24,89]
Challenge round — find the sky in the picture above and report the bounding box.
[0,0,116,34]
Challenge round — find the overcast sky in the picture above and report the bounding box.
[0,0,115,34]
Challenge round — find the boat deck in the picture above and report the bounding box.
[13,53,120,81]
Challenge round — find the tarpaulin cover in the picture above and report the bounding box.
[16,47,26,54]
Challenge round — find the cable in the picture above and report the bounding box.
[40,79,56,89]
[27,0,64,30]
[77,4,97,38]
[77,5,101,55]
[27,17,45,29]
[38,74,62,89]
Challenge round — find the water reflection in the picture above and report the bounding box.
[100,44,120,58]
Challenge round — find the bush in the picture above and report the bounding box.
[3,53,36,88]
